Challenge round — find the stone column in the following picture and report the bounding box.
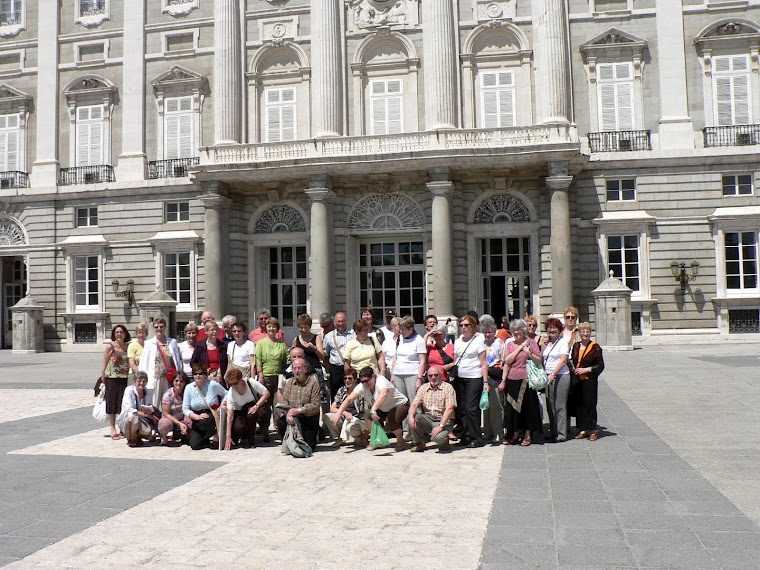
[30,1,59,187]
[311,0,343,137]
[546,171,574,313]
[200,185,231,318]
[427,171,455,318]
[306,182,335,325]
[531,0,570,124]
[214,0,242,144]
[422,0,458,130]
[117,0,147,180]
[655,0,693,149]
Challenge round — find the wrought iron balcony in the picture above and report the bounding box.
[703,124,760,148]
[81,0,106,16]
[588,130,651,152]
[59,165,115,186]
[0,10,21,26]
[0,171,28,189]
[149,157,199,179]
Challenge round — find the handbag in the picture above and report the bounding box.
[281,417,313,458]
[450,335,477,380]
[92,385,107,423]
[158,345,177,383]
[526,360,549,391]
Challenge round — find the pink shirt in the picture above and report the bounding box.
[503,338,541,380]
[249,327,286,344]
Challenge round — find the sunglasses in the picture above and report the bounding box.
[564,315,577,320]
[193,372,205,376]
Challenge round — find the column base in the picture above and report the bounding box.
[30,160,59,188]
[657,118,695,150]
[115,154,148,182]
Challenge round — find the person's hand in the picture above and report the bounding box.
[408,415,417,430]
[332,413,342,426]
[179,423,188,436]
[220,400,227,410]
[548,372,555,384]
[94,377,103,397]
[483,383,490,392]
[370,409,379,421]
[343,411,353,422]
[198,412,209,420]
[286,413,295,425]
[224,436,232,451]
[431,426,443,438]
[247,404,259,416]
[498,380,506,393]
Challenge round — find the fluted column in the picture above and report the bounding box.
[311,0,343,137]
[118,0,147,180]
[306,184,335,326]
[546,174,574,313]
[31,1,59,187]
[214,0,241,144]
[428,179,455,317]
[422,0,458,130]
[200,185,231,318]
[531,0,570,124]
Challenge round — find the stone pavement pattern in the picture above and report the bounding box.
[0,346,759,568]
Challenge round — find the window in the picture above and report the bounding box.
[0,0,21,25]
[480,237,532,320]
[74,323,98,343]
[77,43,105,63]
[166,201,189,222]
[164,96,194,159]
[713,56,751,126]
[76,0,108,27]
[74,255,99,310]
[370,79,403,135]
[0,113,19,172]
[269,246,307,327]
[164,252,191,305]
[165,33,194,53]
[76,206,98,227]
[481,71,515,128]
[76,105,104,166]
[722,174,753,197]
[725,231,757,290]
[264,87,296,143]
[607,234,639,291]
[606,178,635,201]
[80,0,105,15]
[598,63,634,131]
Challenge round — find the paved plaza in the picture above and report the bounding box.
[0,344,759,568]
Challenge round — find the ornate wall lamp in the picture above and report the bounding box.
[112,278,136,307]
[670,259,699,294]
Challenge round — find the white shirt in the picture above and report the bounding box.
[381,336,398,372]
[178,341,195,375]
[353,374,408,412]
[322,328,356,366]
[543,337,570,376]
[225,378,268,411]
[393,332,427,376]
[454,334,487,379]
[228,340,256,367]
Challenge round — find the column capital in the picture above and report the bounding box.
[545,176,573,191]
[199,191,231,209]
[305,188,336,202]
[426,180,454,196]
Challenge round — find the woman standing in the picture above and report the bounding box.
[543,317,571,442]
[292,313,327,402]
[227,322,256,379]
[139,318,182,410]
[499,319,543,446]
[191,321,228,386]
[425,325,455,382]
[343,319,386,375]
[117,371,159,447]
[390,316,427,433]
[481,317,505,444]
[157,372,192,445]
[127,324,147,383]
[563,306,580,349]
[98,324,131,440]
[254,317,290,439]
[570,322,605,441]
[177,322,199,376]
[361,307,385,345]
[381,316,401,379]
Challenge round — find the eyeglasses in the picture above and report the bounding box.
[564,315,577,320]
[461,323,473,328]
[193,372,205,376]
[526,323,537,328]
[360,378,372,383]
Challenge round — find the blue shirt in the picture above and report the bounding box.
[182,379,227,416]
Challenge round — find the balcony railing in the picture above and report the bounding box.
[149,157,199,179]
[588,130,651,152]
[0,171,28,189]
[201,125,575,165]
[703,124,760,148]
[81,1,106,16]
[59,165,115,186]
[0,10,21,26]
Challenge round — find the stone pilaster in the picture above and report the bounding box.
[117,0,147,180]
[306,183,335,324]
[546,172,574,313]
[200,185,231,318]
[422,0,458,130]
[311,0,343,137]
[214,0,242,144]
[427,171,455,318]
[30,2,59,187]
[531,0,570,124]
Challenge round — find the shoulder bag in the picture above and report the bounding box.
[450,336,476,380]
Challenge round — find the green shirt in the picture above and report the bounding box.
[254,338,290,376]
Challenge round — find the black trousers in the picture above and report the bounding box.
[189,411,217,450]
[459,377,484,445]
[277,412,319,451]
[329,364,345,400]
[575,376,599,432]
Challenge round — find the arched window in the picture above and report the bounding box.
[473,193,532,224]
[0,217,26,245]
[254,204,306,233]
[348,193,424,233]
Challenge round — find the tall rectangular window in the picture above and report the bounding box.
[164,252,191,305]
[76,206,98,227]
[714,56,751,126]
[481,71,515,128]
[607,234,639,291]
[606,178,636,201]
[264,87,296,143]
[370,79,403,135]
[598,63,634,131]
[0,113,19,172]
[722,174,753,196]
[74,255,99,310]
[269,246,307,327]
[76,105,104,166]
[725,231,758,290]
[164,96,194,159]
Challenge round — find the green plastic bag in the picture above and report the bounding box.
[369,420,390,448]
[479,390,490,411]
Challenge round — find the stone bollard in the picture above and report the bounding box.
[11,295,45,354]
[138,289,178,336]
[591,272,633,351]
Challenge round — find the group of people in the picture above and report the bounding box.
[95,305,604,454]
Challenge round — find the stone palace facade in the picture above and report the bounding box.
[0,0,758,350]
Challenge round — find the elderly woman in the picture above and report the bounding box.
[481,316,506,444]
[97,324,131,440]
[254,317,290,440]
[323,368,367,446]
[499,319,543,446]
[390,316,427,422]
[227,321,256,380]
[524,315,539,340]
[563,306,580,348]
[128,323,148,382]
[182,364,227,450]
[425,324,455,381]
[570,322,605,441]
[361,307,385,344]
[343,319,386,375]
[222,367,270,450]
[444,314,489,448]
[157,372,192,445]
[178,322,199,376]
[117,371,160,447]
[191,320,228,386]
[380,316,401,379]
[139,318,182,410]
[543,317,571,442]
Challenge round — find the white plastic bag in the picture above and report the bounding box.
[92,386,107,423]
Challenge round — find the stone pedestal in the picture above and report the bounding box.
[306,184,335,327]
[11,296,44,354]
[592,274,633,351]
[138,289,179,336]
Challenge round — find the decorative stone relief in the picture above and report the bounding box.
[0,218,26,245]
[347,0,419,32]
[348,193,424,233]
[254,204,306,233]
[473,193,531,224]
[475,0,515,22]
[579,27,648,83]
[261,18,297,43]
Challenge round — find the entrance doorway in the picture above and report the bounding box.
[2,257,26,348]
[480,237,532,321]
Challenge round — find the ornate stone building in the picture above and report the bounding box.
[0,0,758,350]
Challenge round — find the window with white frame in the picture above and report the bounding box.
[76,105,104,166]
[164,252,191,305]
[264,87,296,143]
[164,96,194,159]
[80,0,106,15]
[166,201,189,222]
[370,79,403,135]
[76,206,97,227]
[725,231,758,290]
[606,178,636,201]
[598,63,634,131]
[76,0,108,27]
[481,71,515,128]
[0,113,19,172]
[0,0,21,27]
[722,174,753,197]
[607,234,640,291]
[74,255,99,311]
[713,56,751,126]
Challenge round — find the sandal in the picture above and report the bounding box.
[520,437,532,447]
[589,431,599,441]
[575,431,589,440]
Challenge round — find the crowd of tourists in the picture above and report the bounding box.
[95,306,604,454]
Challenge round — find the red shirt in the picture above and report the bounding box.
[196,328,225,343]
[206,344,221,372]
[426,342,456,382]
[248,327,286,344]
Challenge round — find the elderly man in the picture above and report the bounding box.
[220,315,237,345]
[323,368,367,447]
[319,311,356,400]
[195,310,221,342]
[276,357,321,451]
[408,365,457,452]
[248,308,286,343]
